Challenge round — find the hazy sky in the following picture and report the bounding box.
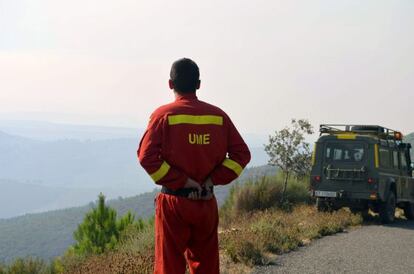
[1,0,413,135]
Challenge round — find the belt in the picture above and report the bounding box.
[161,185,213,198]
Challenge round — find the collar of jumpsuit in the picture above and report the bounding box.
[175,92,198,101]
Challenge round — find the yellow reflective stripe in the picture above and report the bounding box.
[150,161,170,182]
[374,144,379,168]
[311,143,317,166]
[168,115,223,126]
[222,158,243,176]
[337,134,356,140]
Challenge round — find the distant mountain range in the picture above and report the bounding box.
[0,130,153,218]
[0,120,141,141]
[0,131,147,189]
[0,179,140,219]
[0,165,276,263]
[0,120,268,219]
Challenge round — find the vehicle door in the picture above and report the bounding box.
[393,149,405,199]
[401,150,414,201]
[323,141,368,192]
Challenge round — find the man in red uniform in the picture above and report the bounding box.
[138,58,250,274]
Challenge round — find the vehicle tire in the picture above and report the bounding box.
[403,202,414,220]
[379,191,396,224]
[316,198,330,212]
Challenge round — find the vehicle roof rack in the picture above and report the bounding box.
[319,124,403,141]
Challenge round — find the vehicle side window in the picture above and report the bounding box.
[379,148,391,168]
[392,151,399,169]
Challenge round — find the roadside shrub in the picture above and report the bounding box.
[0,257,66,274]
[234,177,283,211]
[59,195,152,273]
[223,238,263,266]
[220,175,310,225]
[118,220,155,255]
[48,258,65,274]
[250,213,302,254]
[64,222,155,274]
[65,251,152,274]
[284,179,311,205]
[220,206,362,266]
[3,257,48,274]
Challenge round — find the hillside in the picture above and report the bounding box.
[0,132,147,189]
[0,180,137,219]
[0,165,276,263]
[0,190,157,263]
[0,122,268,218]
[0,131,156,218]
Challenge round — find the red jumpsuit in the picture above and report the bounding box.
[138,93,251,274]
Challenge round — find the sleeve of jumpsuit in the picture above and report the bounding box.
[210,116,251,185]
[138,113,188,190]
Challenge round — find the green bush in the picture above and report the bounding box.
[119,219,155,254]
[63,222,155,274]
[250,215,302,254]
[220,175,310,225]
[1,257,51,274]
[72,194,145,256]
[58,195,152,273]
[224,239,263,266]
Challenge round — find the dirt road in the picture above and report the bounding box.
[253,220,414,274]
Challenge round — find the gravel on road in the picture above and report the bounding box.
[253,220,414,274]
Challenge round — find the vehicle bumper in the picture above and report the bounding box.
[312,190,377,200]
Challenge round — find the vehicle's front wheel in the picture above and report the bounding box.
[403,202,414,220]
[379,191,396,224]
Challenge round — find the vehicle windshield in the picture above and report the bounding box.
[325,143,365,162]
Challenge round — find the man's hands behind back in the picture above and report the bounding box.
[201,178,214,200]
[183,178,214,200]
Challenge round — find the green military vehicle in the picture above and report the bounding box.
[310,124,414,223]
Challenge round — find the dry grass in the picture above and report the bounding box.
[64,251,153,274]
[63,205,361,274]
[0,257,61,274]
[220,176,311,227]
[63,224,155,274]
[219,205,362,267]
[62,176,362,273]
[219,253,252,274]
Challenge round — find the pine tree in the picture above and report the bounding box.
[72,193,137,256]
